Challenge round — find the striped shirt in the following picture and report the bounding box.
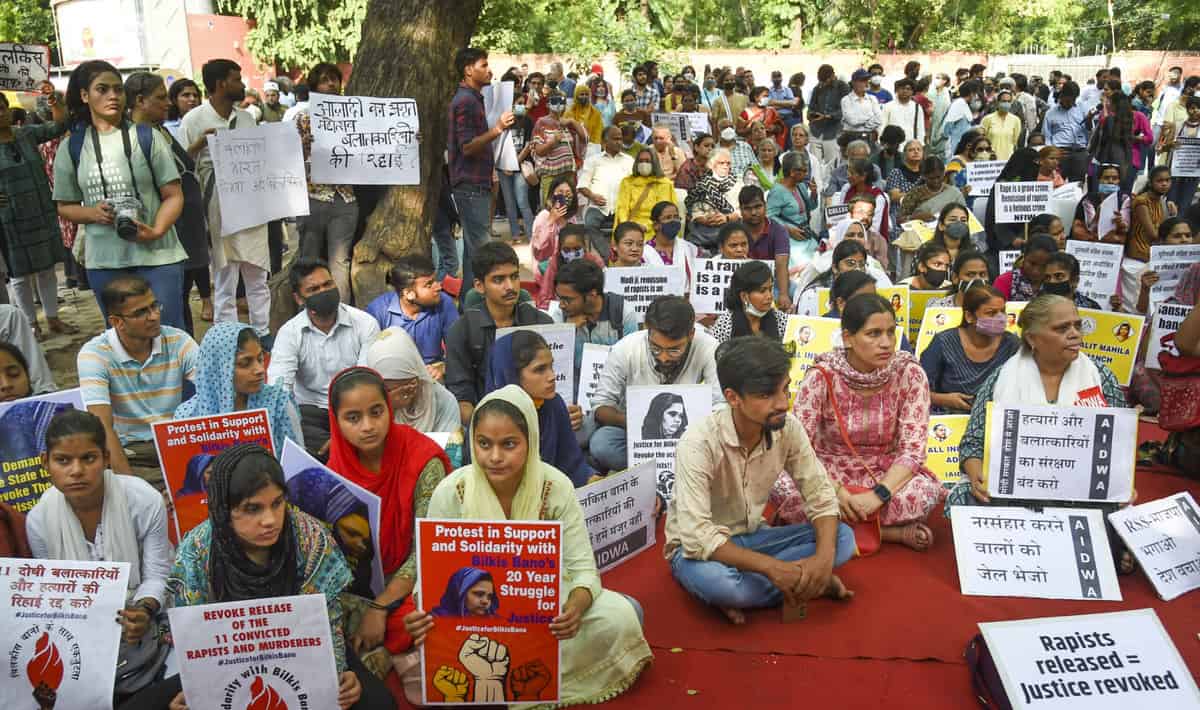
[77,326,198,443]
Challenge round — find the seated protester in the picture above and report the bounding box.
[715,221,751,259]
[590,296,721,474]
[1133,217,1194,314]
[984,148,1042,273]
[885,140,925,205]
[829,196,891,272]
[445,241,552,427]
[644,200,699,290]
[928,202,972,264]
[822,138,875,199]
[325,368,451,658]
[871,126,906,186]
[1028,212,1067,250]
[823,270,879,319]
[125,444,392,710]
[739,185,793,310]
[674,131,713,192]
[1071,163,1130,243]
[743,137,780,190]
[364,255,459,380]
[685,147,742,249]
[402,386,652,705]
[897,156,964,223]
[945,295,1134,572]
[614,149,676,237]
[794,239,871,316]
[0,306,55,394]
[610,221,649,267]
[578,126,635,251]
[27,410,171,649]
[532,174,579,278]
[1035,146,1066,188]
[992,234,1058,301]
[359,328,462,435]
[652,123,688,182]
[772,294,944,551]
[1123,166,1176,312]
[920,284,1019,413]
[945,131,987,195]
[537,224,606,310]
[783,123,827,196]
[897,241,951,291]
[1040,252,1101,309]
[0,342,36,404]
[927,249,991,308]
[836,158,890,241]
[766,151,819,273]
[548,259,639,396]
[707,261,784,344]
[77,275,198,487]
[486,331,596,486]
[666,337,856,624]
[268,258,380,458]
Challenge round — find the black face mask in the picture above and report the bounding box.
[923,269,948,288]
[1040,281,1073,297]
[305,287,340,318]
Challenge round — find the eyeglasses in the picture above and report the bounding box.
[116,301,162,320]
[648,341,687,358]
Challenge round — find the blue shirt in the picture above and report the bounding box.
[1041,104,1089,149]
[868,88,893,105]
[768,85,795,117]
[365,291,459,364]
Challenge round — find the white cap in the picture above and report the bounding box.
[263,81,279,93]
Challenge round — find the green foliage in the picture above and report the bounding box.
[0,0,55,49]
[215,0,366,69]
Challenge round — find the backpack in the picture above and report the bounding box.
[67,121,159,201]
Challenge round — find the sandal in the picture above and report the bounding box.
[47,318,78,335]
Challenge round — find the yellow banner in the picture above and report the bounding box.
[926,414,970,485]
[1005,301,1025,334]
[900,213,985,242]
[909,289,949,344]
[783,315,843,393]
[914,306,963,357]
[1000,302,1143,386]
[817,284,911,334]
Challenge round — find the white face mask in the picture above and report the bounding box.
[758,97,770,108]
[743,298,770,318]
[637,162,653,176]
[720,127,737,141]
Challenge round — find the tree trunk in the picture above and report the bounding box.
[789,13,804,48]
[344,0,485,306]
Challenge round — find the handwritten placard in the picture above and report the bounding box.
[208,122,309,235]
[0,44,50,92]
[626,385,713,503]
[1108,492,1200,601]
[965,160,1005,196]
[495,323,577,405]
[577,343,610,414]
[603,266,686,323]
[999,249,1020,274]
[310,93,420,185]
[1066,241,1124,308]
[1171,137,1200,178]
[690,258,772,314]
[926,414,969,485]
[0,389,84,513]
[1148,244,1200,308]
[1144,303,1193,368]
[994,181,1053,224]
[577,461,656,572]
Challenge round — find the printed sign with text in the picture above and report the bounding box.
[626,385,714,503]
[0,390,84,513]
[690,258,772,314]
[926,415,969,485]
[577,344,610,414]
[604,266,686,323]
[0,44,50,91]
[994,181,1053,224]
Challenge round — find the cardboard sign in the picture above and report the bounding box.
[1144,303,1192,368]
[689,258,773,314]
[1108,492,1200,601]
[208,122,309,235]
[155,409,274,543]
[0,390,84,513]
[309,93,421,185]
[817,284,910,334]
[914,306,962,357]
[783,315,843,396]
[280,440,385,597]
[952,506,1121,601]
[626,385,713,502]
[1066,241,1124,309]
[577,461,656,572]
[1171,137,1200,178]
[983,404,1137,503]
[603,266,686,324]
[170,594,339,710]
[907,289,948,344]
[576,344,610,415]
[965,160,1005,196]
[0,44,50,92]
[1077,309,1145,386]
[495,323,577,405]
[416,519,561,705]
[1148,244,1200,309]
[926,415,969,485]
[994,181,1053,224]
[0,560,129,709]
[978,609,1200,709]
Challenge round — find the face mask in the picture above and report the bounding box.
[723,83,735,91]
[659,219,682,239]
[974,314,1008,336]
[549,101,566,113]
[705,80,716,89]
[970,99,982,111]
[576,97,588,105]
[958,277,986,293]
[1041,281,1073,297]
[622,101,635,112]
[305,288,340,319]
[561,248,584,262]
[1097,183,1119,195]
[513,104,526,117]
[923,268,948,287]
[637,162,653,176]
[720,127,737,141]
[998,101,1012,112]
[684,73,695,81]
[743,299,770,318]
[945,221,970,241]
[758,97,770,108]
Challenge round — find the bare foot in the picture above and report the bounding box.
[824,574,855,601]
[201,299,214,322]
[718,606,746,625]
[883,522,934,551]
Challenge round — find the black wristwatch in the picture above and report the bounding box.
[872,483,892,504]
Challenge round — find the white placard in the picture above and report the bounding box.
[170,594,340,710]
[1108,492,1200,600]
[626,384,713,501]
[0,44,50,91]
[309,93,420,185]
[1066,241,1124,308]
[995,181,1053,224]
[1144,302,1193,368]
[689,258,772,314]
[0,559,129,709]
[978,609,1200,709]
[604,266,687,324]
[1171,137,1200,178]
[577,461,656,572]
[1096,191,1119,239]
[965,160,1005,196]
[427,431,452,450]
[985,404,1137,503]
[680,112,711,138]
[1147,244,1200,308]
[483,82,517,171]
[651,112,691,148]
[208,122,309,235]
[825,203,850,228]
[577,343,610,414]
[952,506,1121,601]
[495,323,577,405]
[1000,249,1020,274]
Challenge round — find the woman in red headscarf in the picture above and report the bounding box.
[325,367,451,657]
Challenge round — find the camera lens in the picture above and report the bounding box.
[116,216,138,241]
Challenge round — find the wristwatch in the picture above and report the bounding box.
[872,483,893,504]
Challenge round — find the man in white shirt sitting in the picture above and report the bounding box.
[578,126,635,253]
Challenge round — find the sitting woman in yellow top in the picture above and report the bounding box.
[614,148,676,237]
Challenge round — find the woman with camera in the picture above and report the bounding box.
[52,60,187,328]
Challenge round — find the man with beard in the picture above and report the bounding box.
[664,337,856,624]
[589,296,721,473]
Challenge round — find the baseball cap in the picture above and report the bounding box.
[851,69,871,83]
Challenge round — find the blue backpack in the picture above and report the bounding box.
[66,121,158,195]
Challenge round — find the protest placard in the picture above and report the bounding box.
[965,160,1005,196]
[680,112,710,138]
[1066,241,1124,308]
[1144,303,1192,368]
[280,440,384,597]
[1170,137,1200,178]
[783,316,843,394]
[482,82,516,171]
[1108,492,1200,601]
[577,343,610,414]
[0,559,128,709]
[952,506,1121,601]
[170,594,339,710]
[626,385,713,501]
[926,415,969,485]
[209,122,309,235]
[427,432,452,450]
[651,113,692,156]
[914,306,962,357]
[604,266,686,323]
[994,181,1053,224]
[0,389,84,513]
[1147,244,1200,308]
[978,609,1200,709]
[416,519,561,705]
[690,258,773,314]
[0,44,50,91]
[824,203,850,229]
[309,93,421,185]
[495,323,577,404]
[818,284,910,333]
[1077,308,1145,385]
[1005,301,1025,332]
[1046,181,1084,227]
[907,290,946,344]
[577,461,656,572]
[154,409,274,542]
[983,403,1137,503]
[1000,249,1020,275]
